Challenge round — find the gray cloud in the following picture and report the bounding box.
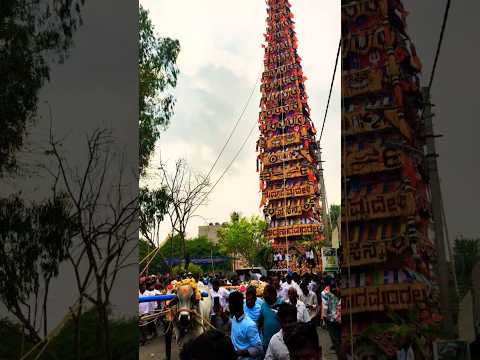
[403,1,480,239]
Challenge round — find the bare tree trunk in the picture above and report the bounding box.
[99,303,112,360]
[70,300,83,360]
[13,303,42,344]
[93,281,113,360]
[43,276,51,337]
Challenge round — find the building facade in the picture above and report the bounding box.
[197,222,224,244]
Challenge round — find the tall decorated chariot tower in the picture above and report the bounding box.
[341,0,442,357]
[257,0,327,274]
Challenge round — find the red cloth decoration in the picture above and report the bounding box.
[259,195,266,208]
[402,157,418,188]
[394,85,403,106]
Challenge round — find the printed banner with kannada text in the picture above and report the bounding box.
[343,108,412,140]
[341,0,388,20]
[345,144,404,176]
[341,283,427,315]
[260,148,314,166]
[267,223,321,239]
[263,183,315,200]
[263,132,301,149]
[345,188,416,221]
[342,68,383,97]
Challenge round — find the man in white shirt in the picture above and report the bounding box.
[280,274,301,301]
[285,287,309,323]
[298,281,318,322]
[209,278,230,315]
[308,278,318,293]
[270,274,284,299]
[397,336,415,360]
[144,280,159,313]
[265,303,297,360]
[139,282,157,343]
[138,283,150,315]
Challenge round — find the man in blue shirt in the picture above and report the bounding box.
[229,291,264,360]
[244,286,264,322]
[258,284,284,350]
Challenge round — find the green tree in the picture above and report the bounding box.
[159,235,224,260]
[138,5,180,274]
[139,187,170,248]
[329,204,340,229]
[0,193,76,342]
[0,311,138,360]
[454,237,480,298]
[139,239,169,275]
[255,245,274,270]
[141,235,230,274]
[218,213,268,267]
[139,5,180,175]
[171,263,203,277]
[1,0,85,176]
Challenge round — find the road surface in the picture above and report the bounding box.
[139,326,337,360]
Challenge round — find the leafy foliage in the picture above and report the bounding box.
[140,235,229,275]
[0,193,76,340]
[47,309,138,359]
[358,307,443,358]
[254,245,274,270]
[329,204,340,229]
[218,213,268,267]
[171,263,203,277]
[454,237,480,298]
[0,310,138,360]
[159,235,225,260]
[0,317,34,359]
[139,186,170,247]
[0,0,85,175]
[139,5,180,174]
[139,239,169,275]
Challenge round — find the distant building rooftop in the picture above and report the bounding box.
[198,222,223,244]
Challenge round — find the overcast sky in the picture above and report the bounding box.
[140,0,341,241]
[1,0,139,327]
[403,0,479,241]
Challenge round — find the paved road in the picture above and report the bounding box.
[140,326,337,360]
[140,334,178,360]
[318,326,338,360]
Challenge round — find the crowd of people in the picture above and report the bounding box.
[138,270,341,360]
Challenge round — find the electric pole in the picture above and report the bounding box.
[315,141,330,243]
[422,86,454,337]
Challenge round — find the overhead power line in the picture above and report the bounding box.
[319,38,341,142]
[205,72,261,180]
[193,118,258,215]
[428,0,452,91]
[195,38,342,215]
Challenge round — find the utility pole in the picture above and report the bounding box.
[315,141,330,243]
[422,87,454,337]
